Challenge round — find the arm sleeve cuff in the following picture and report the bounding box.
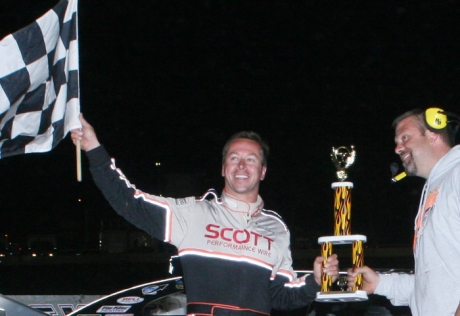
[305,273,321,293]
[374,272,413,306]
[86,145,111,168]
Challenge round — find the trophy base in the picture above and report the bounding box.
[316,290,368,302]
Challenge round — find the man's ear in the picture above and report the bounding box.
[427,130,439,144]
[260,166,267,180]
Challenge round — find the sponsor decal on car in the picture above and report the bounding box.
[96,306,131,313]
[30,303,88,315]
[175,279,184,290]
[142,284,169,295]
[116,296,144,304]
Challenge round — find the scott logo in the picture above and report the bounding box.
[205,224,273,250]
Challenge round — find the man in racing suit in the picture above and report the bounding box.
[71,113,339,316]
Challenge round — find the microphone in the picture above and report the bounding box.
[390,163,407,183]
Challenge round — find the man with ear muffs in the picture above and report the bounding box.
[347,108,460,316]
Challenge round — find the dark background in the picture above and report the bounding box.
[1,1,459,254]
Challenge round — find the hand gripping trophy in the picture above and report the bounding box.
[316,145,368,302]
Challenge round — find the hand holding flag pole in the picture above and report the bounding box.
[70,114,101,176]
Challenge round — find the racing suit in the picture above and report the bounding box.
[86,145,320,315]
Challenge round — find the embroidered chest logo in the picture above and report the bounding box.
[175,198,187,205]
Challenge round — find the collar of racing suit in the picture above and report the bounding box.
[221,191,264,220]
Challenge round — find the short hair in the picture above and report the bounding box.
[392,108,455,147]
[222,131,269,166]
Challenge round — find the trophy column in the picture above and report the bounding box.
[316,146,368,302]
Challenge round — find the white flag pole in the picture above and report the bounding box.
[76,139,82,182]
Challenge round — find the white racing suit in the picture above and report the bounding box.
[86,145,320,315]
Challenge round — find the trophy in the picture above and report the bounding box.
[316,145,368,302]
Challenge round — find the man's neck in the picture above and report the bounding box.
[222,191,263,216]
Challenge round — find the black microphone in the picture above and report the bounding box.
[390,163,407,183]
[390,163,399,177]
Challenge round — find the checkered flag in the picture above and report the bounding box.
[0,0,81,159]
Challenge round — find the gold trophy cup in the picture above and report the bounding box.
[316,145,368,302]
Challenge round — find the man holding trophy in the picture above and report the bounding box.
[71,114,340,315]
[347,108,460,316]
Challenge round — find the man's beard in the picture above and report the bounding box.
[403,156,417,176]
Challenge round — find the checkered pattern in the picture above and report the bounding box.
[0,0,81,159]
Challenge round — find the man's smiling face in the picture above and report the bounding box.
[222,138,267,202]
[394,116,432,178]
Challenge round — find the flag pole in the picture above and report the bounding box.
[76,139,82,182]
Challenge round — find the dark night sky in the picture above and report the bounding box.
[1,0,459,248]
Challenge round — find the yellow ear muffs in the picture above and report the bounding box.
[425,107,448,131]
